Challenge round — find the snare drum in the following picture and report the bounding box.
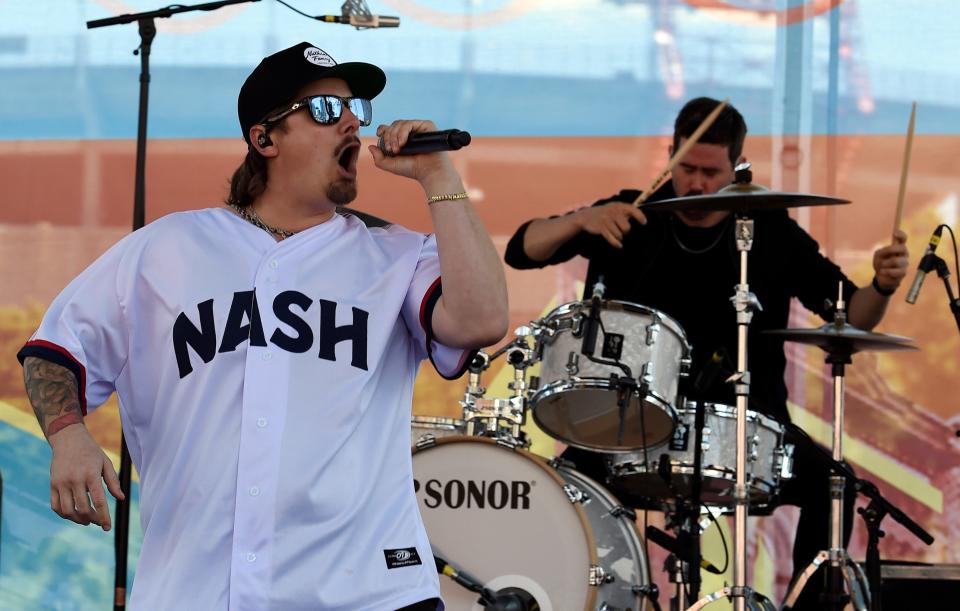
[606,401,794,510]
[411,415,465,447]
[531,300,691,452]
[412,437,651,611]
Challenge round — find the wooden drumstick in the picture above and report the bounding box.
[893,101,917,236]
[633,98,730,207]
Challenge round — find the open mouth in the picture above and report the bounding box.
[336,141,360,179]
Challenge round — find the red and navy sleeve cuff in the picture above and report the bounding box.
[419,278,477,381]
[16,340,88,416]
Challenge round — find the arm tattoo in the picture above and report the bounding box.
[22,356,83,438]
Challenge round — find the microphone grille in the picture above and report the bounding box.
[452,130,472,148]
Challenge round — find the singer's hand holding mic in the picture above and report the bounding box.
[871,228,910,297]
[369,119,470,178]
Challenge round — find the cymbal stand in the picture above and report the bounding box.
[688,213,774,611]
[781,288,869,611]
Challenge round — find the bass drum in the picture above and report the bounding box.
[412,437,651,611]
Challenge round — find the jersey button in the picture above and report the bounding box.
[249,486,261,497]
[246,552,257,563]
[256,417,268,428]
[269,260,279,269]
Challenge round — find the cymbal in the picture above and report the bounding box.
[640,185,849,214]
[764,324,919,355]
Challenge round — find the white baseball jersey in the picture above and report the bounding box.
[19,208,473,610]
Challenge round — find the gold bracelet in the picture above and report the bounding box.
[427,191,469,205]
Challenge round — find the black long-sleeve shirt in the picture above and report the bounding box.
[505,182,857,423]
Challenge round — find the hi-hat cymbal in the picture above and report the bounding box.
[764,324,919,355]
[641,186,849,214]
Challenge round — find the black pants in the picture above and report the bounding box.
[396,597,442,611]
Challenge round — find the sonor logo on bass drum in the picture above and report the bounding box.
[413,478,533,510]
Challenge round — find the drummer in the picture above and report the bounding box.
[503,97,909,610]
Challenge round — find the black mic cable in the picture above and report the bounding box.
[433,555,495,602]
[645,524,724,575]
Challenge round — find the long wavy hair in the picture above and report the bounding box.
[224,148,268,209]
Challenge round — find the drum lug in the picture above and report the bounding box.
[563,483,590,505]
[641,361,655,387]
[679,357,692,377]
[749,433,760,462]
[415,434,438,450]
[645,322,660,346]
[589,564,614,586]
[528,375,540,392]
[702,426,711,451]
[570,313,585,337]
[609,505,638,521]
[777,443,795,479]
[566,352,580,376]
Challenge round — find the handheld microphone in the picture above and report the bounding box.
[645,525,723,575]
[378,129,472,156]
[906,225,944,304]
[317,14,400,28]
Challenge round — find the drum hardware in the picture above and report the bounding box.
[605,402,791,512]
[529,298,690,451]
[459,335,538,445]
[856,479,935,611]
[683,165,781,611]
[580,276,606,357]
[589,565,613,586]
[632,585,664,611]
[411,416,467,448]
[766,295,921,611]
[563,482,590,505]
[415,434,438,450]
[414,437,654,610]
[435,554,541,611]
[773,423,934,611]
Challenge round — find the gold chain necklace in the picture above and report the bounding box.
[669,216,731,255]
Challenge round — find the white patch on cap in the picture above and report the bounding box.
[303,47,336,67]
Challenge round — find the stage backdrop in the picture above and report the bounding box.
[1,1,958,609]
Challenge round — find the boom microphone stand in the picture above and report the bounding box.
[928,254,960,334]
[780,422,934,611]
[86,2,262,608]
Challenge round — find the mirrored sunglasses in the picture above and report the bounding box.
[264,95,372,130]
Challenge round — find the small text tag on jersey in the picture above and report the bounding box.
[383,547,422,569]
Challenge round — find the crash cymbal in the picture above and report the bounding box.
[764,324,919,355]
[640,183,849,214]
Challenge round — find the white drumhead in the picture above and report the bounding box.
[412,437,597,611]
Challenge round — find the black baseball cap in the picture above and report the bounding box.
[238,42,386,144]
